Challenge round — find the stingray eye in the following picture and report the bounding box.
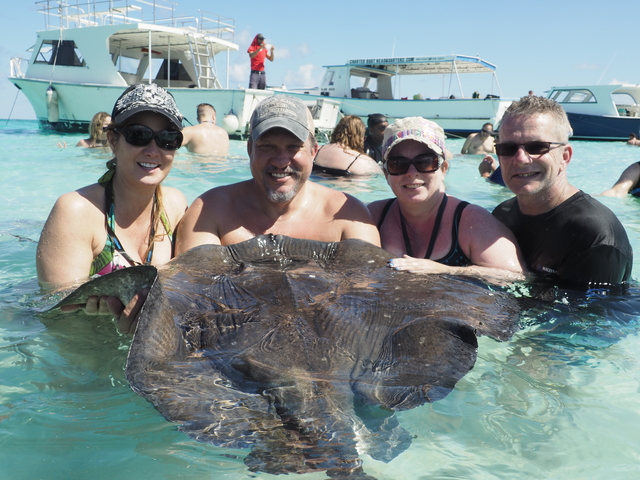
[232,262,247,275]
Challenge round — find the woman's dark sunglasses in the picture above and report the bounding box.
[495,141,565,157]
[115,124,183,150]
[385,154,442,175]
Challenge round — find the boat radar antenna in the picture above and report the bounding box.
[597,52,618,85]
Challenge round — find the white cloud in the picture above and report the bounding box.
[283,64,323,89]
[275,46,290,60]
[609,78,628,85]
[297,43,310,57]
[229,62,249,88]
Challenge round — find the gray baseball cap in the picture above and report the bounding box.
[112,83,183,130]
[250,95,314,142]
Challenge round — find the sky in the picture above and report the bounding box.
[2,0,639,120]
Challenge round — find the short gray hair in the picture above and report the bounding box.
[500,96,573,142]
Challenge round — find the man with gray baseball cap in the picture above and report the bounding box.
[176,95,380,251]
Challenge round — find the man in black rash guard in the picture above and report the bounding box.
[363,114,388,164]
[492,96,633,287]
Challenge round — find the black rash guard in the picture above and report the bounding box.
[493,190,633,286]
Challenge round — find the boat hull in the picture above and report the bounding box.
[10,77,276,138]
[566,112,640,141]
[280,92,512,138]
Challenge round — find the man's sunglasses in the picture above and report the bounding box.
[385,154,442,175]
[495,141,565,157]
[115,124,183,150]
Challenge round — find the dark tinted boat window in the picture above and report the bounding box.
[35,40,85,67]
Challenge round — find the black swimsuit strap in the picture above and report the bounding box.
[399,194,448,259]
[377,198,397,230]
[103,178,154,267]
[344,153,362,172]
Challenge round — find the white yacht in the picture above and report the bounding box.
[9,0,341,138]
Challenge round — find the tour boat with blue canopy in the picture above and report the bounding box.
[284,55,514,137]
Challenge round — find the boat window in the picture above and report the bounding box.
[35,40,85,67]
[612,93,637,106]
[155,60,193,82]
[350,76,378,98]
[114,55,141,76]
[324,71,334,86]
[551,89,595,103]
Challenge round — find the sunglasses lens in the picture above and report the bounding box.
[495,144,518,156]
[413,155,439,172]
[524,142,550,155]
[496,142,554,157]
[119,125,182,150]
[123,125,154,146]
[156,130,182,150]
[386,157,409,175]
[386,155,439,175]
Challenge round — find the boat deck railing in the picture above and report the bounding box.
[35,0,235,42]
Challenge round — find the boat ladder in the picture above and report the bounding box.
[186,33,221,89]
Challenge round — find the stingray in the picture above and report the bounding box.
[46,235,520,479]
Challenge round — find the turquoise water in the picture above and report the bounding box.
[1,120,639,479]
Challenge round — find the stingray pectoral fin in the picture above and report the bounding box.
[353,316,478,408]
[44,265,158,314]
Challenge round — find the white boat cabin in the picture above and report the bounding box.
[547,85,640,117]
[22,0,237,90]
[313,55,504,100]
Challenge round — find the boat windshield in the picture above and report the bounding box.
[35,40,85,67]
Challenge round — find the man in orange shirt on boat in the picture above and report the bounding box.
[247,33,274,90]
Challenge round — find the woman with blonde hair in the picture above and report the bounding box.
[312,115,381,176]
[77,111,112,148]
[37,84,188,332]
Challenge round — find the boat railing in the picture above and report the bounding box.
[9,57,29,78]
[35,0,234,41]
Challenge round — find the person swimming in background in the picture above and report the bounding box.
[627,133,640,146]
[56,111,112,149]
[36,83,188,332]
[363,113,388,164]
[461,122,497,155]
[77,111,112,148]
[368,116,526,282]
[181,103,230,155]
[312,115,382,176]
[601,161,640,197]
[478,154,505,186]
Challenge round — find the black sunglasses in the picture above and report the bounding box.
[495,141,565,157]
[385,154,442,175]
[115,124,183,150]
